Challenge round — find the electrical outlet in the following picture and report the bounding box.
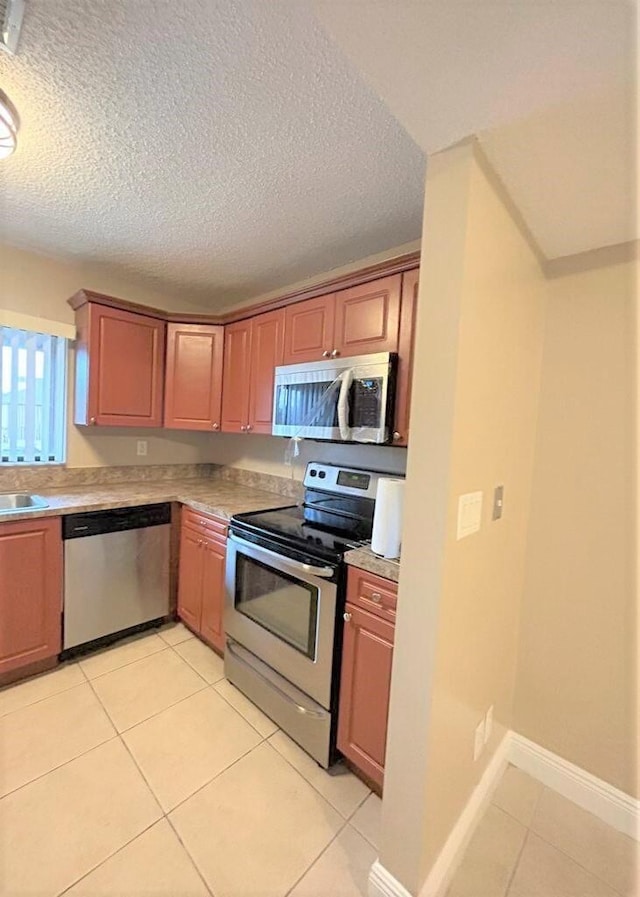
[484,705,494,744]
[492,486,504,520]
[473,718,485,761]
[136,440,148,457]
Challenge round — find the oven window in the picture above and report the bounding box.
[235,554,319,659]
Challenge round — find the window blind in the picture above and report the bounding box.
[0,326,67,464]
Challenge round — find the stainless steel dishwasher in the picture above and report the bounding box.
[63,503,171,650]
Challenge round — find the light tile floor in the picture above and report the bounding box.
[0,625,379,897]
[0,625,636,897]
[447,764,639,897]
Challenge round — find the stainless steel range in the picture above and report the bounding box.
[224,462,385,767]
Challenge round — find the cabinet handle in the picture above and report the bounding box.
[89,417,97,425]
[343,612,352,622]
[212,422,219,430]
[240,425,247,432]
[246,424,253,431]
[331,349,340,358]
[393,431,402,442]
[322,350,331,358]
[369,592,382,603]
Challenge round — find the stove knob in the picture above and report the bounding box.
[343,612,352,623]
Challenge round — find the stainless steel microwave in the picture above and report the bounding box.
[272,352,397,444]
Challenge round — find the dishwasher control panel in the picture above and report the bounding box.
[62,503,171,539]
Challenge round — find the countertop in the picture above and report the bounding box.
[344,546,401,583]
[2,478,294,524]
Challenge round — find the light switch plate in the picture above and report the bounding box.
[136,440,148,457]
[457,491,483,540]
[474,719,485,761]
[484,705,494,744]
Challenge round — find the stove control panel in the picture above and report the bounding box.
[303,462,397,500]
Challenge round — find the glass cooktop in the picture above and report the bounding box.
[230,504,371,562]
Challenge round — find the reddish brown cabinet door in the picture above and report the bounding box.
[338,602,395,789]
[0,517,62,676]
[393,268,419,447]
[75,303,166,427]
[283,293,336,364]
[333,275,402,359]
[177,526,204,633]
[164,323,224,431]
[221,319,252,433]
[248,309,285,435]
[200,536,226,653]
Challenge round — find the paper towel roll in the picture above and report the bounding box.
[371,477,405,559]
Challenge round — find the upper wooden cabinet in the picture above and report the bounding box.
[282,275,402,364]
[164,323,224,431]
[283,293,336,365]
[333,275,401,357]
[221,309,284,434]
[220,319,253,433]
[0,517,62,676]
[393,269,419,447]
[74,303,165,427]
[248,309,285,434]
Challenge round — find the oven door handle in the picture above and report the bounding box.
[226,640,328,719]
[229,533,336,579]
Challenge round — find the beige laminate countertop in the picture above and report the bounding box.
[344,546,401,583]
[2,478,294,524]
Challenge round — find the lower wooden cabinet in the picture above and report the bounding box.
[337,567,397,789]
[177,508,227,654]
[0,517,63,676]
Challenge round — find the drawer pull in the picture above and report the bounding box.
[343,612,352,622]
[366,592,382,603]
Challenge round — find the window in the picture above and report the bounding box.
[0,326,67,464]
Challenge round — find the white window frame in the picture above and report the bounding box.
[0,326,67,465]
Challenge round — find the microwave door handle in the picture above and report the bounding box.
[337,369,353,440]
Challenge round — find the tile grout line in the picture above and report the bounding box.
[503,827,531,897]
[84,642,175,683]
[164,813,218,897]
[265,734,372,821]
[54,816,165,897]
[283,816,351,897]
[0,662,88,719]
[0,734,121,802]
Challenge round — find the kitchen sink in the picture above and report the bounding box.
[0,493,49,513]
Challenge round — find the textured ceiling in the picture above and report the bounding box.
[313,0,637,259]
[0,1,425,306]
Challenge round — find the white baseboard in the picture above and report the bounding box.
[369,731,638,897]
[509,732,639,840]
[368,732,511,897]
[368,860,413,897]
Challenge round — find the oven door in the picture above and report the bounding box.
[225,532,338,709]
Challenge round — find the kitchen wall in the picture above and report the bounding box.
[380,141,548,893]
[207,433,407,482]
[515,251,637,796]
[1,241,414,474]
[0,242,217,468]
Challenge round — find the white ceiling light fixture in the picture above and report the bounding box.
[0,89,19,158]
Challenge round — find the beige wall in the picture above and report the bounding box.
[381,141,548,892]
[207,433,406,482]
[515,256,637,796]
[1,242,412,473]
[0,243,216,467]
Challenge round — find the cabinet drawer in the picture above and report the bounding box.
[182,507,228,542]
[346,567,397,622]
